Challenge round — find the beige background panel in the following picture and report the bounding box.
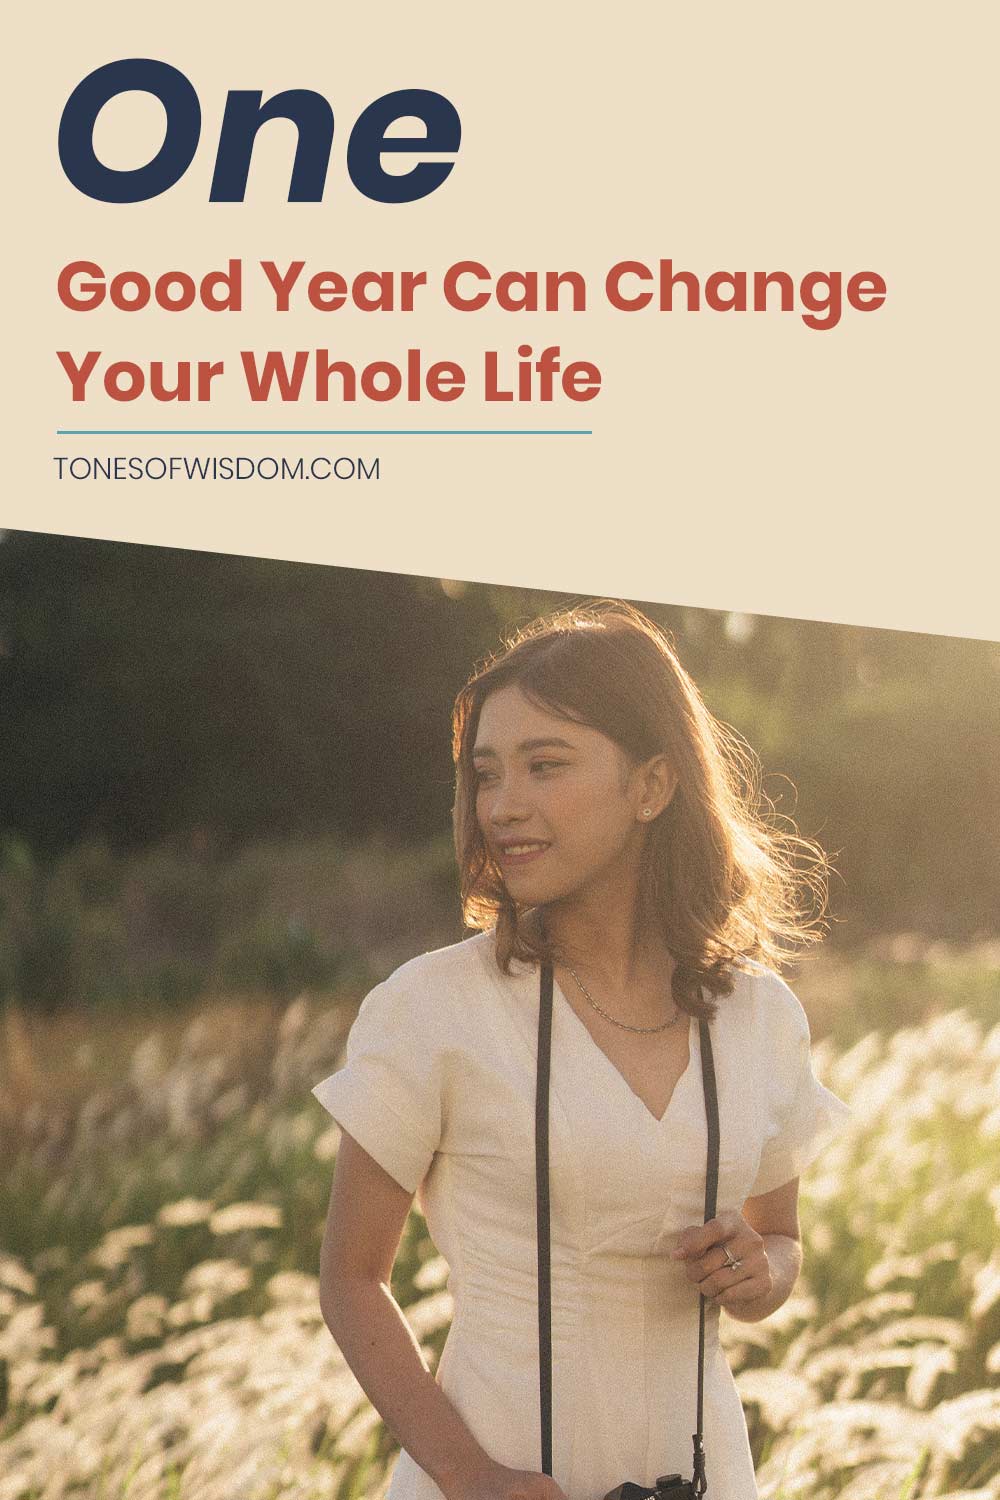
[6,0,997,639]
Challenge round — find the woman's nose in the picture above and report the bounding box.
[487,777,532,823]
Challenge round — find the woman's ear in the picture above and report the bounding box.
[642,754,678,816]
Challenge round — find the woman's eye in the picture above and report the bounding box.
[473,762,563,784]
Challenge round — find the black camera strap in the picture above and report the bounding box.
[535,960,719,1497]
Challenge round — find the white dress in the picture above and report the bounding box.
[311,928,852,1500]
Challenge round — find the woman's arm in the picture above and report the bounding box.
[320,1130,567,1500]
[671,1177,803,1324]
[320,1129,491,1497]
[732,1176,803,1321]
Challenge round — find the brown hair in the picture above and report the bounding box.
[450,599,833,1019]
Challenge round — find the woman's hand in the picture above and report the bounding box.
[670,1210,773,1309]
[443,1458,569,1500]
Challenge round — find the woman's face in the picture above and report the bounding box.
[472,682,659,907]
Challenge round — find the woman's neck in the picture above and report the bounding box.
[537,890,673,994]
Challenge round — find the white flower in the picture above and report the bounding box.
[210,1202,283,1235]
[158,1198,215,1228]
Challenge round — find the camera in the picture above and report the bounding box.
[602,1476,697,1499]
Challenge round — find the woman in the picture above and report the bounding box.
[312,599,851,1500]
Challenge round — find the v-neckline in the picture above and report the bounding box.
[551,972,695,1126]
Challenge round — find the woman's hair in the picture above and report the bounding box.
[451,599,834,1019]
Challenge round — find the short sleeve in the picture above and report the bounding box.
[311,973,448,1195]
[746,971,852,1198]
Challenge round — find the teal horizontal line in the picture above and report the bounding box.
[56,428,593,437]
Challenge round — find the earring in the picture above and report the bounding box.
[642,808,652,818]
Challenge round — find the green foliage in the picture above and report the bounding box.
[217,918,347,997]
[1,535,998,995]
[0,831,468,1011]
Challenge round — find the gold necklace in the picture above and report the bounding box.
[567,965,684,1034]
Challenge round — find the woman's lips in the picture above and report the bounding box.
[496,841,550,866]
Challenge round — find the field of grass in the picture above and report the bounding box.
[0,941,998,1500]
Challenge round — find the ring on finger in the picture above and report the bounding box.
[722,1247,743,1271]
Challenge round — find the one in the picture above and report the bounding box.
[58,59,461,205]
